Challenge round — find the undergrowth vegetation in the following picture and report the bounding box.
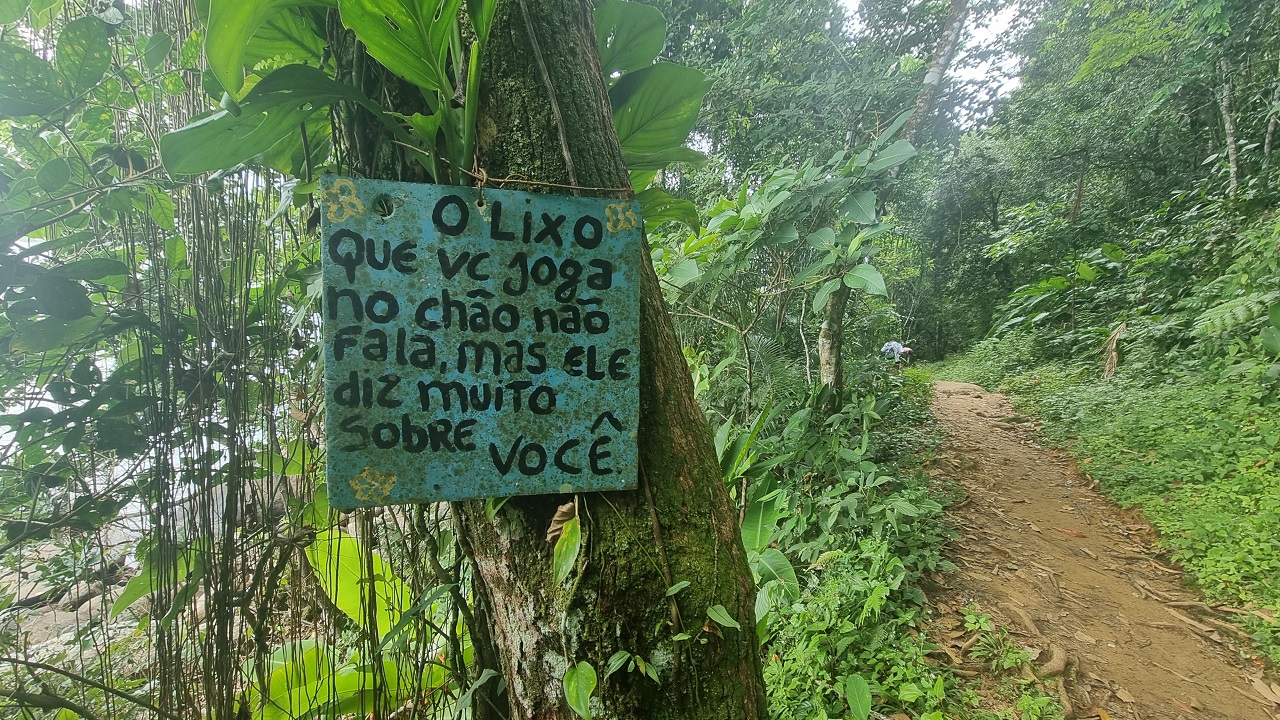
[745,367,1062,719]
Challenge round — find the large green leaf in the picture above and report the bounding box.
[610,63,710,166]
[242,9,327,71]
[839,191,877,225]
[863,139,916,174]
[705,604,741,631]
[56,17,110,97]
[754,548,798,601]
[623,146,707,171]
[465,0,497,45]
[741,494,779,553]
[842,264,887,296]
[205,0,333,95]
[594,0,666,76]
[636,186,698,232]
[0,0,29,24]
[812,277,841,312]
[845,674,872,720]
[36,158,71,192]
[553,516,582,585]
[563,661,596,720]
[142,32,174,71]
[304,528,412,638]
[0,42,67,117]
[160,65,371,174]
[336,0,461,93]
[1260,327,1280,356]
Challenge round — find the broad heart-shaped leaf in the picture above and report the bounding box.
[0,0,29,24]
[594,0,666,76]
[55,17,110,97]
[142,32,174,71]
[160,65,371,174]
[754,548,798,601]
[0,42,67,117]
[336,0,461,94]
[610,63,710,164]
[843,264,887,296]
[1269,303,1280,329]
[845,674,872,720]
[36,157,71,192]
[553,515,582,585]
[636,186,698,232]
[840,191,877,225]
[205,0,333,95]
[563,661,596,720]
[813,277,841,313]
[1260,326,1280,356]
[304,528,413,638]
[864,139,917,174]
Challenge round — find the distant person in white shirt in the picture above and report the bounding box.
[880,340,912,364]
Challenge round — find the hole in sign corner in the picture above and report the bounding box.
[372,195,395,219]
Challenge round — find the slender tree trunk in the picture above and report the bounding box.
[333,2,768,719]
[817,284,851,408]
[1264,114,1276,167]
[1069,162,1087,223]
[1217,59,1240,198]
[898,0,969,147]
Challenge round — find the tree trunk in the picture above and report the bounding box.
[898,0,969,147]
[817,284,851,406]
[332,3,767,719]
[1217,59,1240,198]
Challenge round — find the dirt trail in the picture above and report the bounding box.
[928,381,1279,720]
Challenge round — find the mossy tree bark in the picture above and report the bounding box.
[330,1,768,718]
[817,284,851,406]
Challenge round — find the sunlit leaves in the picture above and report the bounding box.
[843,264,887,296]
[610,63,712,170]
[160,65,373,174]
[205,0,333,95]
[304,529,413,639]
[0,42,66,117]
[55,16,110,97]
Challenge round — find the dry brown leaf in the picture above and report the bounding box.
[1057,527,1088,538]
[1097,710,1114,720]
[545,501,576,544]
[1074,630,1098,644]
[1250,677,1280,705]
[1116,688,1136,703]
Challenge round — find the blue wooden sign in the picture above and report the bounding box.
[319,176,641,509]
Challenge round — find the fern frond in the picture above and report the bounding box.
[1191,291,1280,336]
